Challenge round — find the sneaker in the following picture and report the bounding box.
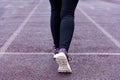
[54,48,59,54]
[53,48,59,60]
[54,48,72,73]
[52,46,59,54]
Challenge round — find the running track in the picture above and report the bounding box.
[0,0,120,80]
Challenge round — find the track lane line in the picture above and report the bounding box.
[0,52,120,55]
[0,0,42,52]
[77,7,120,49]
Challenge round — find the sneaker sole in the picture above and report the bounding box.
[54,53,72,73]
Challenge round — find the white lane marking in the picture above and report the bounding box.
[0,0,42,52]
[0,52,120,55]
[90,6,95,10]
[78,7,120,48]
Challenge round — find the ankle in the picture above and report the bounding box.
[59,48,68,53]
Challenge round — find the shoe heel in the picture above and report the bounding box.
[54,53,72,73]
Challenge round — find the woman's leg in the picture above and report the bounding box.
[59,0,79,51]
[49,0,61,48]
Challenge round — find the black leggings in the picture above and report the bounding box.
[49,0,79,51]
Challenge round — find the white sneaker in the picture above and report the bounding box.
[54,52,72,73]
